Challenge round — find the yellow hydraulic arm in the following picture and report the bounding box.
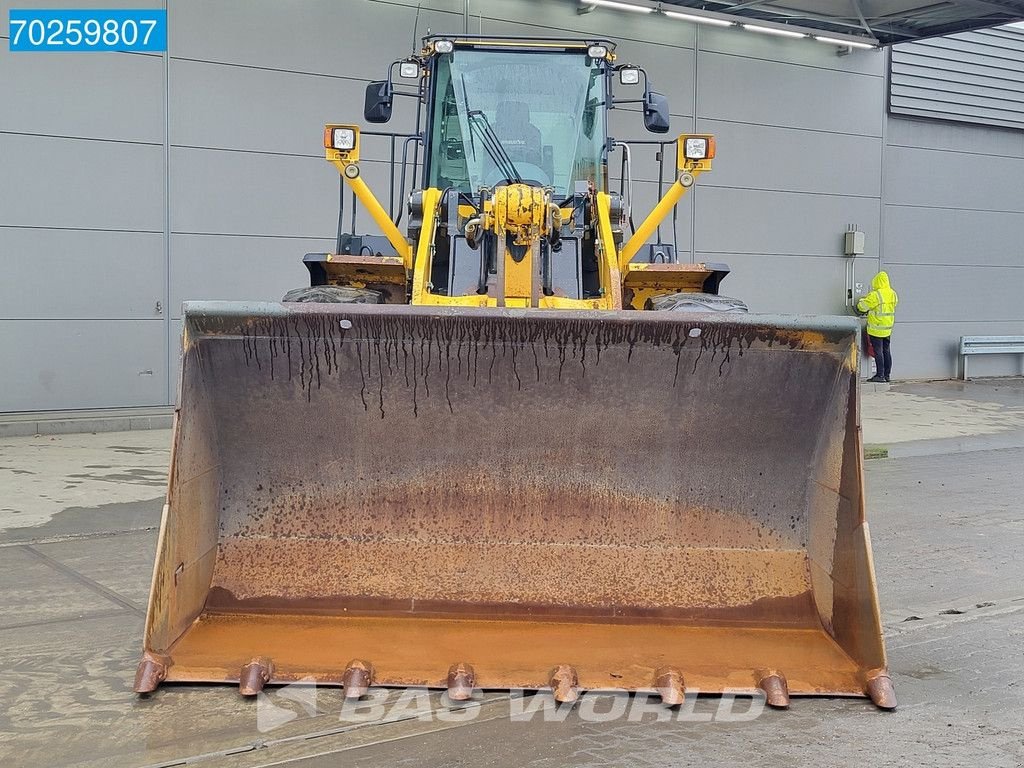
[324,124,413,268]
[619,135,715,270]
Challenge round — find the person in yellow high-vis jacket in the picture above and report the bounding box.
[858,271,898,382]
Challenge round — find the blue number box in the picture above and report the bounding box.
[9,9,167,52]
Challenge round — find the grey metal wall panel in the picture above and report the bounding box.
[885,145,1024,211]
[0,47,163,143]
[0,133,164,231]
[697,24,883,77]
[167,0,460,76]
[608,42,694,118]
[883,263,1024,324]
[696,120,882,197]
[1,228,165,319]
[883,205,1024,268]
[168,147,336,237]
[166,12,695,156]
[169,234,330,318]
[890,28,1024,130]
[0,319,167,411]
[696,251,857,315]
[694,186,880,258]
[168,60,421,158]
[698,51,884,137]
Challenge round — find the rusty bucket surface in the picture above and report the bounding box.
[139,302,892,706]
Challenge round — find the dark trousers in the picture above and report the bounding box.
[870,334,892,379]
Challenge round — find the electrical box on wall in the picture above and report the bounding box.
[844,230,865,255]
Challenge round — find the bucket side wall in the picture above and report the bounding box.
[145,334,223,653]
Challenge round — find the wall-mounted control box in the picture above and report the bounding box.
[844,230,865,256]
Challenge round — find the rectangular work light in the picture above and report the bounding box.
[324,126,356,151]
[683,136,715,160]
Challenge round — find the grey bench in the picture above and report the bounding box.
[959,336,1024,380]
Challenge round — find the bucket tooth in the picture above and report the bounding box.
[342,659,375,699]
[446,662,476,702]
[134,651,171,694]
[756,671,790,709]
[865,669,897,710]
[549,665,580,703]
[653,667,685,707]
[239,657,274,696]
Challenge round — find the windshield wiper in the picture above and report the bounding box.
[467,109,523,185]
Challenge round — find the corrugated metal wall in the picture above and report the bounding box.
[890,26,1024,130]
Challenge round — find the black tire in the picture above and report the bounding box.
[647,292,748,313]
[282,285,383,304]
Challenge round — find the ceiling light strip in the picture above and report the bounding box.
[813,35,876,49]
[662,10,733,27]
[586,0,652,13]
[742,23,806,39]
[578,1,879,48]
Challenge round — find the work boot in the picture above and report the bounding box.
[867,375,886,383]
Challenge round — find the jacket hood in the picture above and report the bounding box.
[871,271,891,290]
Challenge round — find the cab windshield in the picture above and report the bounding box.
[427,49,606,197]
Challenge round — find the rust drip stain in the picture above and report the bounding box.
[232,311,831,418]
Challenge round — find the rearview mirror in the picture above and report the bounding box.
[643,91,670,133]
[364,80,394,124]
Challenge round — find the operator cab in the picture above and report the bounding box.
[427,46,606,196]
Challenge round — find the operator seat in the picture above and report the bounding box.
[494,101,543,167]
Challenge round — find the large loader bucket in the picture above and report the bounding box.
[137,302,893,708]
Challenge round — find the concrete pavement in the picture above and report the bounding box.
[1,379,1022,767]
[862,379,1024,456]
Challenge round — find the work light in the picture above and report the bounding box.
[325,127,356,151]
[333,128,358,151]
[619,66,640,85]
[684,137,709,159]
[399,60,420,79]
[434,39,454,54]
[587,44,609,59]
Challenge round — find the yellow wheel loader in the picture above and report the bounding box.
[137,36,894,710]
